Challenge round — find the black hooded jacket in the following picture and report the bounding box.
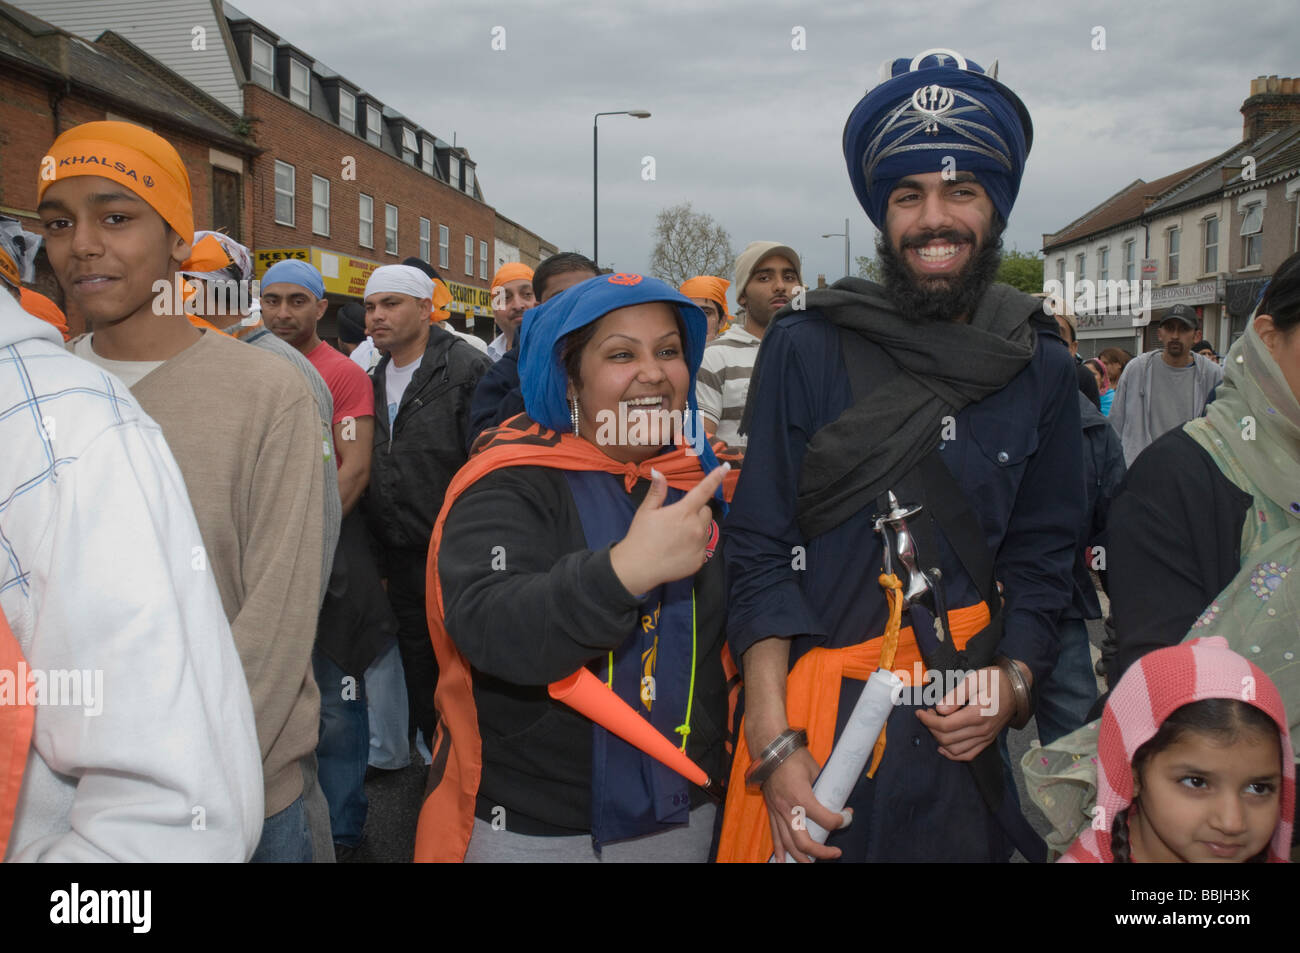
[364,325,491,556]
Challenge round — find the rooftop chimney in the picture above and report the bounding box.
[1242,75,1300,141]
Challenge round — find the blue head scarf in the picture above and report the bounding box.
[518,272,722,474]
[261,258,325,298]
[843,48,1033,230]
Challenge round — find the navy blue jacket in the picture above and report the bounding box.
[722,307,1083,861]
[466,342,524,452]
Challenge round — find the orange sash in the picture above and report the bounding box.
[714,601,990,863]
[0,607,34,858]
[413,414,738,862]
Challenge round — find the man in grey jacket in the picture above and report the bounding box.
[1109,304,1223,465]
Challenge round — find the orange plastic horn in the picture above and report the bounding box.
[549,668,722,798]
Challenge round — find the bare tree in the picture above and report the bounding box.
[649,203,734,286]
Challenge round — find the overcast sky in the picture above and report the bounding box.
[238,0,1295,307]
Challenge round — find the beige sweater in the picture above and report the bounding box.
[131,331,325,816]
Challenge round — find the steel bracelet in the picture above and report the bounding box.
[995,656,1032,730]
[744,728,808,789]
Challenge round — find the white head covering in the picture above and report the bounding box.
[364,264,434,301]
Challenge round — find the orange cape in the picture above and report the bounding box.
[413,414,738,862]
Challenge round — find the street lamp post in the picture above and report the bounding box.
[593,109,651,269]
[821,217,850,281]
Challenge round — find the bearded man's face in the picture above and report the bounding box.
[877,170,1003,322]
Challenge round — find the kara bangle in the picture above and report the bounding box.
[745,728,808,789]
[995,656,1032,730]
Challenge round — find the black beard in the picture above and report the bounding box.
[876,221,1005,322]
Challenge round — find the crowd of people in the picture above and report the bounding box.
[0,47,1295,864]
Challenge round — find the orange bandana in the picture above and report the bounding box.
[0,247,18,290]
[39,121,194,243]
[490,261,533,293]
[430,278,454,323]
[18,289,70,341]
[679,275,731,320]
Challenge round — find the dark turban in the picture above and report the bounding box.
[843,49,1032,230]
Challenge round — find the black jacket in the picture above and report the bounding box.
[1107,427,1251,687]
[365,326,490,555]
[437,465,729,835]
[1066,393,1125,620]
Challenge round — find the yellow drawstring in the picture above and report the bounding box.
[866,573,904,779]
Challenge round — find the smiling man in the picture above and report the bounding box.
[40,121,326,862]
[487,261,535,361]
[1108,303,1223,465]
[716,51,1083,864]
[695,242,801,452]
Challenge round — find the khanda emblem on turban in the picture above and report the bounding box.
[911,84,955,135]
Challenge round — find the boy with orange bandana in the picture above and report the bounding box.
[38,121,329,862]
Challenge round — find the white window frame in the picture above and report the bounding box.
[420,217,431,262]
[311,174,329,236]
[464,234,473,275]
[1097,246,1109,281]
[1056,258,1065,283]
[421,138,435,175]
[1123,238,1136,280]
[438,224,449,269]
[385,204,398,255]
[1075,252,1085,281]
[289,59,311,108]
[479,240,488,279]
[1237,200,1258,265]
[1203,215,1219,274]
[1166,226,1180,281]
[464,168,474,196]
[366,104,382,147]
[359,193,373,248]
[274,160,295,226]
[449,155,460,189]
[401,127,418,164]
[250,35,274,90]
[338,89,356,132]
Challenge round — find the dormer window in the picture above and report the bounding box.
[250,35,274,89]
[338,89,355,131]
[289,59,310,108]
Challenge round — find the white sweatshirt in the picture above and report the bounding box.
[0,297,263,861]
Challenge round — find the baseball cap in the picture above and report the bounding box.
[733,241,802,298]
[1159,303,1199,329]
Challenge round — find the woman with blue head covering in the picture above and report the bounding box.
[414,272,739,862]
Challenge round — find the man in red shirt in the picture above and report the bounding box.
[262,259,394,858]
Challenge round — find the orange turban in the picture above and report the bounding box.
[38,121,194,243]
[491,262,534,292]
[19,288,70,341]
[679,275,731,319]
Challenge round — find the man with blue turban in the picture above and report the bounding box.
[716,50,1084,863]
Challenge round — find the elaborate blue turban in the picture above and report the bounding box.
[843,49,1033,230]
[518,272,722,471]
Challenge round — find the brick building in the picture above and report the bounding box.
[0,1,258,336]
[17,0,556,343]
